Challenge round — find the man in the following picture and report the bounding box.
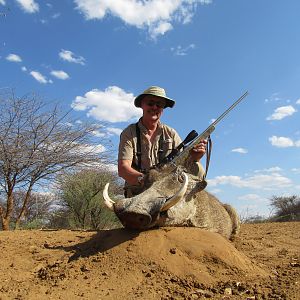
[118,86,207,197]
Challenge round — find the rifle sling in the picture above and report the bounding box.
[134,122,164,173]
[204,135,212,179]
[135,123,142,172]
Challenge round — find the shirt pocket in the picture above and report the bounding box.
[162,138,173,157]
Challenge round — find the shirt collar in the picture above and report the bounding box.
[138,118,163,134]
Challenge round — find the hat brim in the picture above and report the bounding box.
[134,94,175,108]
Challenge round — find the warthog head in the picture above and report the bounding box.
[103,166,240,239]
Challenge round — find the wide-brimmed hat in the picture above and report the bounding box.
[134,86,175,108]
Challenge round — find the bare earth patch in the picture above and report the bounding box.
[0,222,299,299]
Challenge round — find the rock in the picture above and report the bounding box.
[170,248,177,254]
[80,265,89,272]
[224,287,232,295]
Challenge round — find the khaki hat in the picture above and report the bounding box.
[134,86,175,108]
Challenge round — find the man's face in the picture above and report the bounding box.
[141,96,166,121]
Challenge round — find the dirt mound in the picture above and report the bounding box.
[0,222,299,299]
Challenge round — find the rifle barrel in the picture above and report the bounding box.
[171,91,249,166]
[210,91,249,128]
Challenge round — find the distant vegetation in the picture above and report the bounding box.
[0,168,123,230]
[1,186,299,230]
[242,195,300,224]
[53,169,122,230]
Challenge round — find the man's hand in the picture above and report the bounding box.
[118,159,144,185]
[190,139,207,161]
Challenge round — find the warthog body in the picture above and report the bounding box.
[104,166,240,240]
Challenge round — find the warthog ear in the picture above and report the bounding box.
[195,179,207,192]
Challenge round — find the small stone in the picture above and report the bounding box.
[80,265,89,272]
[195,289,206,295]
[224,288,232,295]
[44,242,51,249]
[290,262,300,267]
[170,248,177,254]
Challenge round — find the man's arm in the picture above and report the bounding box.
[118,126,144,185]
[118,159,144,185]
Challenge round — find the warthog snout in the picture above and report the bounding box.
[103,172,189,230]
[115,211,153,229]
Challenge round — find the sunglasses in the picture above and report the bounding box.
[146,101,165,108]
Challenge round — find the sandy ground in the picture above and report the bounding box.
[0,222,299,300]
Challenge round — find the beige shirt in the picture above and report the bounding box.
[119,120,205,196]
[118,119,181,171]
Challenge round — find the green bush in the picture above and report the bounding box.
[55,168,122,230]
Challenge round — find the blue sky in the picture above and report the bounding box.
[1,0,300,218]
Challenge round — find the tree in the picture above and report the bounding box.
[56,168,122,230]
[3,191,55,229]
[0,90,112,230]
[269,195,300,222]
[0,190,55,228]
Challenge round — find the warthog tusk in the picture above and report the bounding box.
[103,183,115,211]
[161,172,188,211]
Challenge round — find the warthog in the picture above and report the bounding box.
[103,165,240,240]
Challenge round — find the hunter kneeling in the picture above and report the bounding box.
[118,86,207,197]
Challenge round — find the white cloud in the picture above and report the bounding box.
[21,66,27,71]
[97,163,118,173]
[150,21,173,38]
[0,0,6,6]
[208,173,292,190]
[231,148,248,154]
[171,44,195,56]
[72,86,141,123]
[30,71,48,84]
[269,136,294,148]
[208,188,221,194]
[91,130,105,138]
[52,13,61,19]
[266,105,297,121]
[106,127,123,136]
[91,127,122,137]
[59,49,85,65]
[74,0,212,38]
[6,53,22,62]
[16,0,39,13]
[254,166,282,173]
[264,92,282,103]
[80,143,106,154]
[291,168,300,174]
[238,194,261,201]
[296,99,300,105]
[50,70,70,80]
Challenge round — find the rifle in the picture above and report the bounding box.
[157,91,249,173]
